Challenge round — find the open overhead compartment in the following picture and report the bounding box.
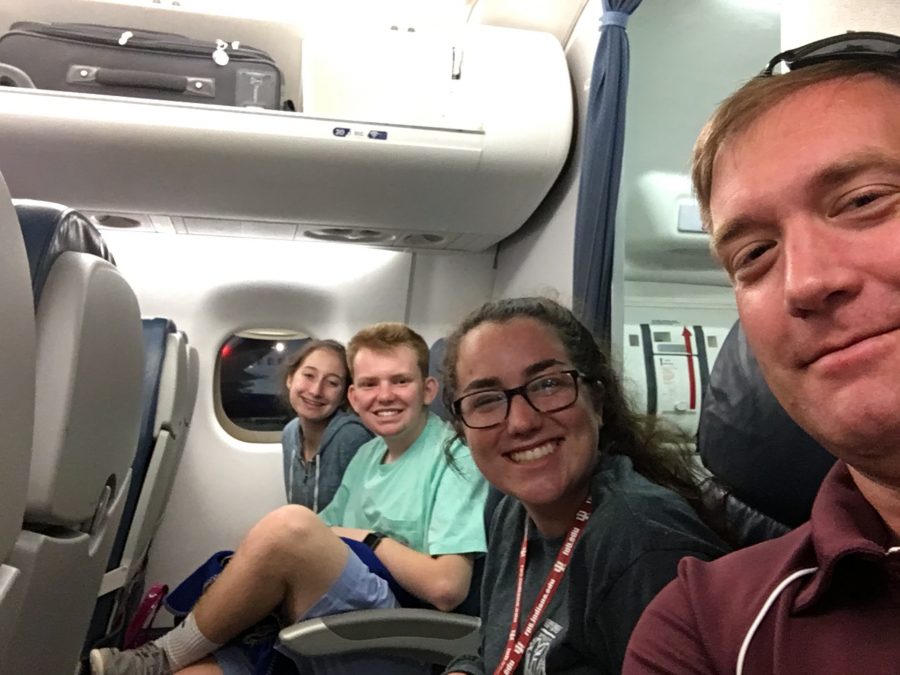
[0,23,573,251]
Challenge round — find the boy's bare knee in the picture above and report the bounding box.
[262,504,320,532]
[242,505,326,565]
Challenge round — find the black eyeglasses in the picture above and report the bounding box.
[762,31,900,76]
[452,370,597,430]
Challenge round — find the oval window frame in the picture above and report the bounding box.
[213,328,311,443]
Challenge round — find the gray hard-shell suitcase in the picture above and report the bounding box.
[0,21,283,109]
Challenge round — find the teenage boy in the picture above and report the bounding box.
[92,322,488,675]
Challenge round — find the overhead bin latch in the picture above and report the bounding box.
[451,45,463,80]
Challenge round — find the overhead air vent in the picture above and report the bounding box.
[90,214,142,229]
[83,211,164,232]
[303,227,394,244]
[399,233,446,247]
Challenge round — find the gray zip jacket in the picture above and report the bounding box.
[280,410,373,512]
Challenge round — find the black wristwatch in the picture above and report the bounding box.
[363,531,387,551]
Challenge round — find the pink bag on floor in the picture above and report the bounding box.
[124,583,168,649]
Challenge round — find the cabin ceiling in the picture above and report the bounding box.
[469,0,589,46]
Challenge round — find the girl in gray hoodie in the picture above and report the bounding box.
[280,340,373,511]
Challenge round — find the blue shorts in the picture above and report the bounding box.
[214,544,428,675]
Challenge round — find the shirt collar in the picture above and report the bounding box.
[794,461,894,610]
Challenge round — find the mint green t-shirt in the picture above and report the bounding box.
[319,412,488,556]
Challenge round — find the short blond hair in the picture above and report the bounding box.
[347,322,429,380]
[692,59,900,230]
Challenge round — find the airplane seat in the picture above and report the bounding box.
[0,173,36,657]
[121,325,198,577]
[148,330,199,551]
[697,320,836,548]
[86,318,199,651]
[427,337,451,422]
[1,200,144,674]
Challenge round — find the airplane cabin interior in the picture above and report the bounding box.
[0,0,896,672]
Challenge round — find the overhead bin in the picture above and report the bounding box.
[0,25,572,252]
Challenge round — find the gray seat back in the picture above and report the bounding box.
[0,173,36,657]
[1,200,143,674]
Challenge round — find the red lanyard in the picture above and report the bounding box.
[493,495,593,675]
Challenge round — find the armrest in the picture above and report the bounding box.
[699,475,790,548]
[277,608,480,666]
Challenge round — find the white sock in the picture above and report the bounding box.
[154,612,223,670]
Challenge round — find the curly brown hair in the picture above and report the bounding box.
[441,297,703,502]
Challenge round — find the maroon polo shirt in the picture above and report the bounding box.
[623,462,900,674]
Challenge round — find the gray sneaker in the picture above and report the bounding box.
[89,643,173,675]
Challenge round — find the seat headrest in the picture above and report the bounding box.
[698,321,836,527]
[13,200,114,306]
[428,337,452,422]
[21,202,143,526]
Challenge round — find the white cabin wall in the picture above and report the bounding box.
[97,231,495,596]
[782,0,900,46]
[489,0,602,302]
[406,251,497,344]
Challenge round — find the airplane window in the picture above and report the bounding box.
[216,333,310,437]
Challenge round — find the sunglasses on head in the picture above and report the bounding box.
[762,31,900,76]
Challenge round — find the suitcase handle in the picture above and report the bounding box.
[66,65,215,98]
[0,63,36,88]
[95,67,187,92]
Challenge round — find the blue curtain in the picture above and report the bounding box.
[572,0,641,343]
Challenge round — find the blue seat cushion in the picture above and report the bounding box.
[13,200,114,306]
[698,321,835,528]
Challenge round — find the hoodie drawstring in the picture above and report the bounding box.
[313,453,320,513]
[289,431,321,513]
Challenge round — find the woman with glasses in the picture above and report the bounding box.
[441,297,727,675]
